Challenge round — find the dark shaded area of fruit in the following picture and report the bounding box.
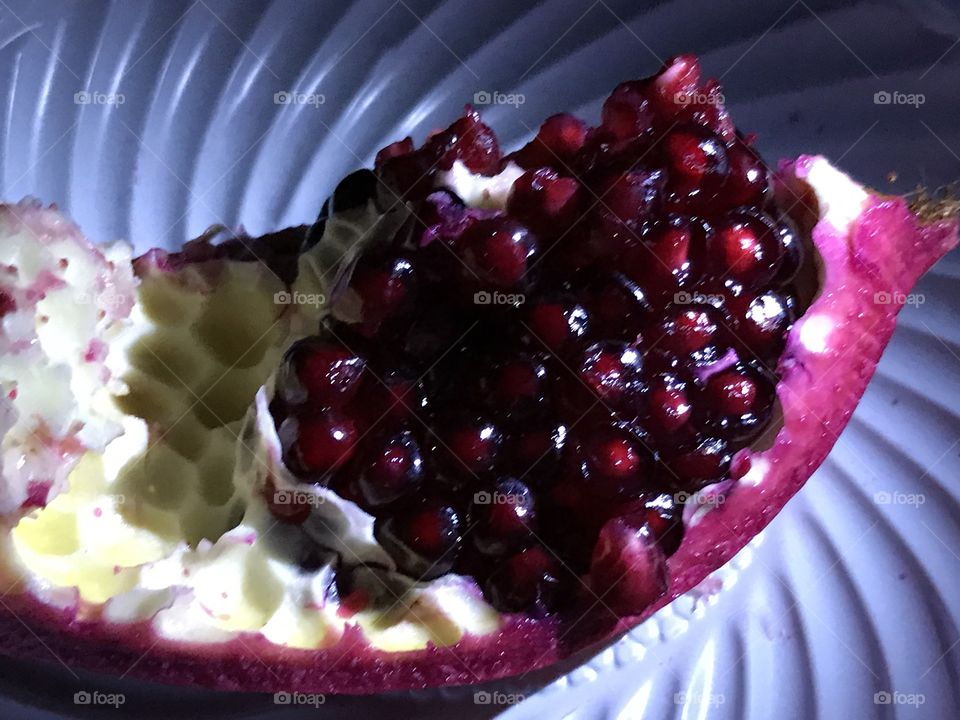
[268,55,807,619]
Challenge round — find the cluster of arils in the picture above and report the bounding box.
[266,55,805,616]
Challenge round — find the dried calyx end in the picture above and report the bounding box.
[267,55,811,618]
[908,184,960,224]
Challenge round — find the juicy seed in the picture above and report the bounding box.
[645,371,694,437]
[579,342,643,407]
[426,108,501,174]
[462,217,539,290]
[356,430,424,507]
[525,298,590,353]
[513,113,588,169]
[283,339,365,408]
[601,83,654,140]
[722,141,769,208]
[663,125,729,206]
[288,410,359,479]
[600,169,664,225]
[471,478,538,556]
[589,515,668,617]
[507,168,581,238]
[578,427,647,499]
[708,212,783,286]
[705,369,758,416]
[484,546,562,614]
[344,256,416,336]
[659,304,724,358]
[667,436,731,488]
[435,417,503,478]
[375,500,463,580]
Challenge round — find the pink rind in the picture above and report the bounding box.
[0,161,955,693]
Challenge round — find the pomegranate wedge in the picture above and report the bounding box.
[0,55,955,694]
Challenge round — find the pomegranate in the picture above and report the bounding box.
[0,55,955,695]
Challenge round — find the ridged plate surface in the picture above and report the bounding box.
[0,1,958,718]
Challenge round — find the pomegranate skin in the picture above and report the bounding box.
[0,157,954,694]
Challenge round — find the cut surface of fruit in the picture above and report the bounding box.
[0,54,956,695]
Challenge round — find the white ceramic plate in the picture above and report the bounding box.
[0,1,957,717]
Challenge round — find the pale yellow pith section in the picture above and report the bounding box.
[9,254,500,652]
[13,453,170,603]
